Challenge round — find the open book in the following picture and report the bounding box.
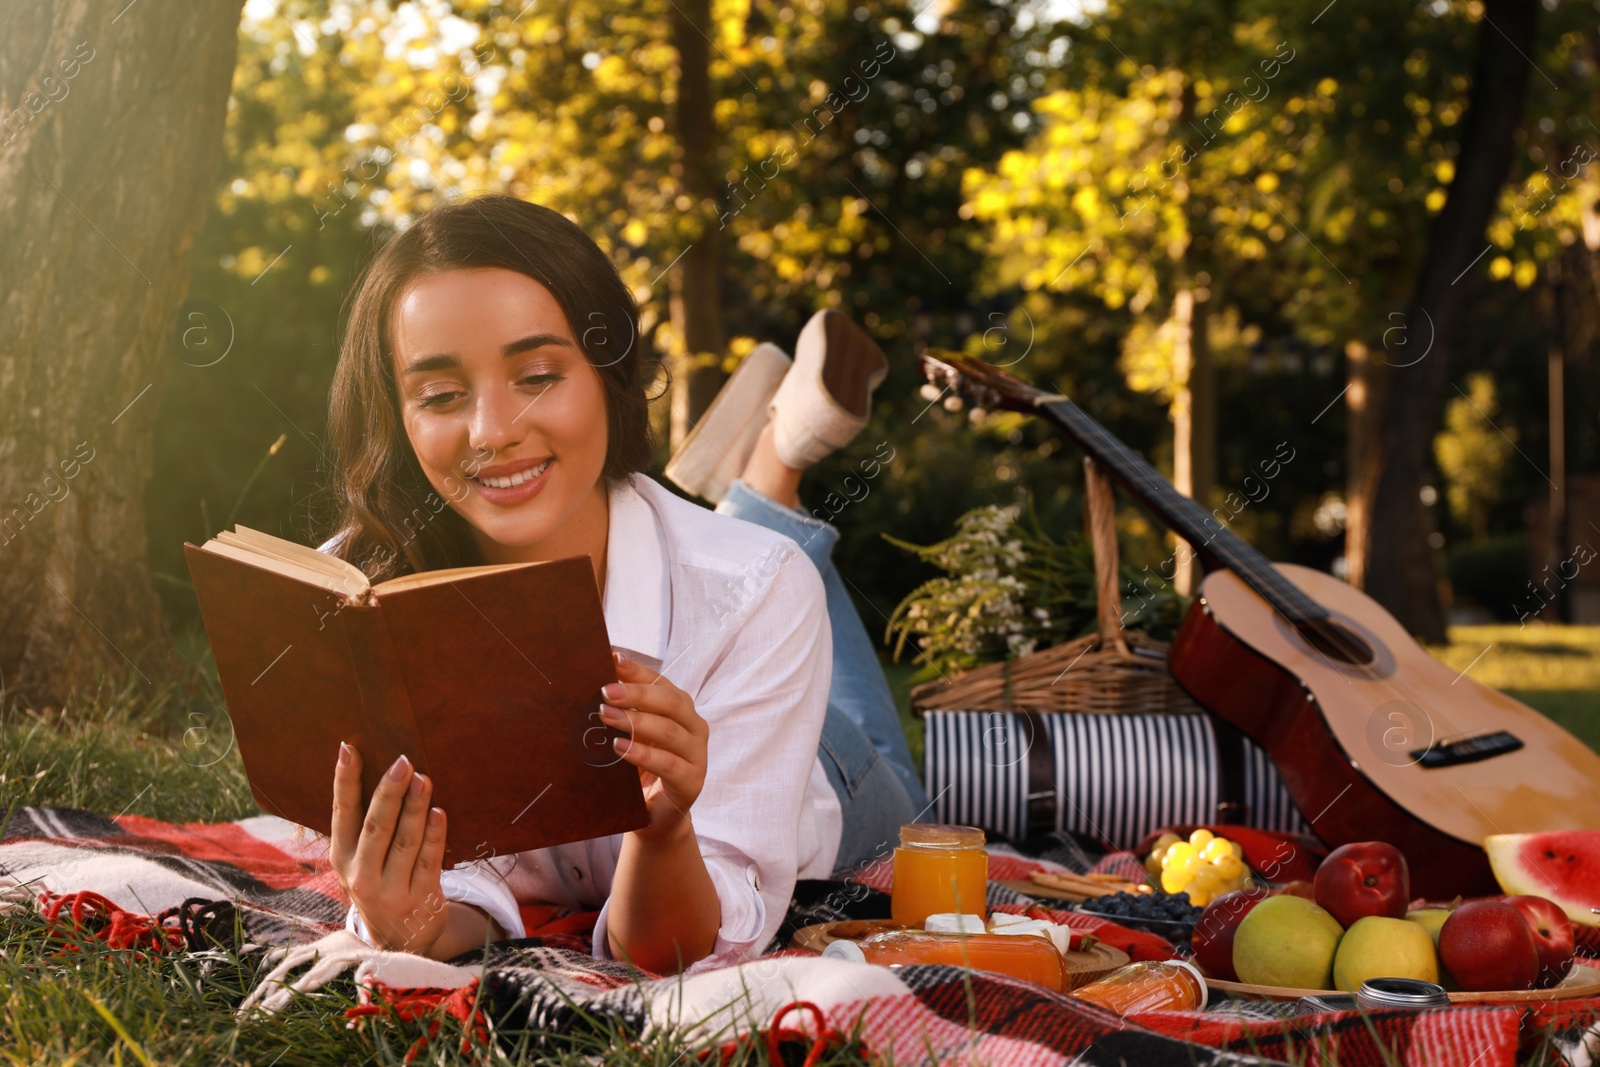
[183,527,648,867]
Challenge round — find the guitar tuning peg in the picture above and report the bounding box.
[919,383,942,401]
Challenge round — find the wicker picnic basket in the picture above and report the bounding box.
[908,457,1203,718]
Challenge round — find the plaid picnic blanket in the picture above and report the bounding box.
[3,805,1598,1066]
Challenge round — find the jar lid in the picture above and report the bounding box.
[899,824,986,849]
[822,940,867,962]
[1356,978,1451,1011]
[1168,959,1210,1011]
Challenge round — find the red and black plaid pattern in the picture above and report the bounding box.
[5,806,1599,1065]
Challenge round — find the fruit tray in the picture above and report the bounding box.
[1207,963,1600,1004]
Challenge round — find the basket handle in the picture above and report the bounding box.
[1084,456,1133,658]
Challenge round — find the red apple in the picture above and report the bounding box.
[1438,900,1539,992]
[1504,895,1576,989]
[1190,888,1270,981]
[1313,841,1410,928]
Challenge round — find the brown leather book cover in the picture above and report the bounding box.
[183,543,648,867]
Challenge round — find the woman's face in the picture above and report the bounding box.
[389,266,610,561]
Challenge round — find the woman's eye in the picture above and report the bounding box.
[417,391,462,409]
[521,373,563,388]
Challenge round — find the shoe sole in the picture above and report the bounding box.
[814,310,887,418]
[664,343,792,502]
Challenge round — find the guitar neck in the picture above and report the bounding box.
[1036,396,1327,623]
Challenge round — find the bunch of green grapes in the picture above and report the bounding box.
[1144,829,1249,907]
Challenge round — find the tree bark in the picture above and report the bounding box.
[1171,287,1214,595]
[0,0,244,706]
[1343,339,1384,588]
[1170,75,1214,596]
[668,0,726,450]
[1362,0,1537,643]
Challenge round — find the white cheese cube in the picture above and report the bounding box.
[988,919,1055,938]
[923,913,987,934]
[1042,924,1078,956]
[987,912,1033,928]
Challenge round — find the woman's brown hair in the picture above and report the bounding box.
[321,195,661,580]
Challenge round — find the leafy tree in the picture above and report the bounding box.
[0,0,245,706]
[1434,372,1515,542]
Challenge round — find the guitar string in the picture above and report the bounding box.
[1034,387,1484,747]
[950,360,1480,753]
[949,361,1489,746]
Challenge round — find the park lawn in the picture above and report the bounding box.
[2,626,1593,1065]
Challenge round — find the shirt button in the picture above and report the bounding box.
[571,866,583,882]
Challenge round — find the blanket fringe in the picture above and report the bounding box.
[344,976,489,1063]
[37,890,186,960]
[698,1000,866,1067]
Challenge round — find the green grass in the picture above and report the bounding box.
[2,626,1592,1064]
[1428,624,1600,753]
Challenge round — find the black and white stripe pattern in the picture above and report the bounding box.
[922,711,1312,849]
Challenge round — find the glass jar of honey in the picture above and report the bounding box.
[1070,960,1209,1014]
[890,823,988,928]
[824,930,1069,993]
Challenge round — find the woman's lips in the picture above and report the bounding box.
[469,458,553,505]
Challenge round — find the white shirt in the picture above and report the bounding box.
[338,473,843,971]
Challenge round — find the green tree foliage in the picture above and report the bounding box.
[1435,371,1515,543]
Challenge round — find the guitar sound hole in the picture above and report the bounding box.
[1294,618,1375,666]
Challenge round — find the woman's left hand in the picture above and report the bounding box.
[600,650,708,842]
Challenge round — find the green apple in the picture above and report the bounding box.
[1333,916,1441,992]
[1234,895,1345,990]
[1405,908,1451,946]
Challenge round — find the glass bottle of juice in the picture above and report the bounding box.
[890,824,988,928]
[1069,960,1209,1014]
[824,930,1068,993]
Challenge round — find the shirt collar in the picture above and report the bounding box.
[601,474,671,664]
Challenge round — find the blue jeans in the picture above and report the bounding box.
[717,478,931,875]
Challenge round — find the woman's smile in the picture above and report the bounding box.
[468,455,554,503]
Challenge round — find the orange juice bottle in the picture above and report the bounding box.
[1070,961,1209,1014]
[890,824,988,928]
[824,930,1068,992]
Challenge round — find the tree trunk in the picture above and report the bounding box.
[1343,338,1384,588]
[1171,287,1214,595]
[1362,0,1537,643]
[668,0,726,451]
[0,0,244,706]
[1170,74,1214,596]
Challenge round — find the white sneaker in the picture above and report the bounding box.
[767,310,888,470]
[664,342,792,504]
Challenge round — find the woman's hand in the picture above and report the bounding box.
[329,743,450,955]
[601,651,709,843]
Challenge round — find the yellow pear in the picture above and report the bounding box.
[1333,916,1440,992]
[1234,895,1345,990]
[1405,908,1451,946]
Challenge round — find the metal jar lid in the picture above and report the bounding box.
[1355,978,1451,1011]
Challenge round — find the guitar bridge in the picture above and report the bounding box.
[1412,730,1524,768]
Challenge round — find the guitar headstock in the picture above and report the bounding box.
[916,350,1062,414]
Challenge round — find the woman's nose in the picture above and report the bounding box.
[467,386,528,456]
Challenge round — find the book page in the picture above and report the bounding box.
[206,526,371,601]
[374,560,535,594]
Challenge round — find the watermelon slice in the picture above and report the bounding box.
[1485,831,1600,927]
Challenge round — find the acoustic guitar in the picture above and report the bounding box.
[920,351,1600,896]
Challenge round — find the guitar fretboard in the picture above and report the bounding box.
[1038,397,1329,624]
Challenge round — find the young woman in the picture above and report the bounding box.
[322,195,927,973]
